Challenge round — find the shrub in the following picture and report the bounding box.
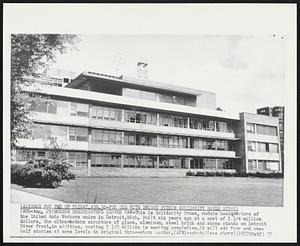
[11,154,75,188]
[186,171,194,176]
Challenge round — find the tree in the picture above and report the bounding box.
[11,34,81,149]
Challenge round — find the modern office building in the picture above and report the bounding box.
[257,106,285,171]
[13,71,282,176]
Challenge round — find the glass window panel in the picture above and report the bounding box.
[56,101,68,115]
[203,158,217,169]
[50,125,67,142]
[48,100,57,114]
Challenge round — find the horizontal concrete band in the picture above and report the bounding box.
[17,139,240,159]
[71,167,237,178]
[24,86,240,120]
[247,152,280,161]
[33,112,239,140]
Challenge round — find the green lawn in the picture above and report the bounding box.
[11,176,283,207]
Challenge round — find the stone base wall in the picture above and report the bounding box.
[71,167,236,178]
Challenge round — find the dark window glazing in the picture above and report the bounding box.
[124,110,157,125]
[91,153,121,167]
[159,114,188,128]
[123,155,156,168]
[69,127,88,141]
[91,106,122,121]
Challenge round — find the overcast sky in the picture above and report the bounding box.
[53,35,285,115]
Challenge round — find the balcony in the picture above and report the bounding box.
[16,139,238,159]
[33,112,238,140]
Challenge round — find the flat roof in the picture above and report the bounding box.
[67,71,214,96]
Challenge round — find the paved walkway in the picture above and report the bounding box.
[11,189,64,203]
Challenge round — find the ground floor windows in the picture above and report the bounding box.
[67,152,87,167]
[159,157,186,168]
[91,153,121,167]
[123,155,156,168]
[248,160,280,172]
[190,158,235,170]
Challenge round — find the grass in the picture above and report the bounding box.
[11,176,283,207]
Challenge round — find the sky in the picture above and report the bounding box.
[53,35,285,115]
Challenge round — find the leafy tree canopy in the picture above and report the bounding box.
[11,34,81,149]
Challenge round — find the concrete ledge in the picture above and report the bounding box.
[73,167,236,178]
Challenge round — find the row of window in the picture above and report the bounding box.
[32,124,233,151]
[33,98,234,133]
[190,158,235,169]
[15,150,235,169]
[192,138,232,151]
[247,141,279,153]
[246,123,277,136]
[248,160,280,172]
[122,88,196,107]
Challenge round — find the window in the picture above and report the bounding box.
[256,124,277,136]
[269,143,279,153]
[258,160,279,172]
[248,160,257,171]
[123,155,156,168]
[257,142,267,152]
[69,127,88,141]
[70,102,89,117]
[247,141,256,151]
[158,135,188,148]
[246,123,255,133]
[91,153,121,167]
[124,110,157,125]
[123,132,157,147]
[159,114,188,128]
[68,152,87,167]
[216,122,228,132]
[216,140,229,151]
[203,158,217,169]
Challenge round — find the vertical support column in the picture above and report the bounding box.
[155,93,160,102]
[156,156,160,168]
[121,132,124,145]
[256,160,259,171]
[89,104,93,119]
[186,157,191,170]
[121,154,124,168]
[157,113,160,126]
[254,123,257,134]
[88,128,92,143]
[215,139,217,150]
[157,135,159,147]
[188,137,191,149]
[87,152,91,177]
[214,121,217,131]
[87,128,92,176]
[215,158,218,170]
[121,109,125,122]
[187,117,190,129]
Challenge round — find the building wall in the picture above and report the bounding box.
[239,113,282,173]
